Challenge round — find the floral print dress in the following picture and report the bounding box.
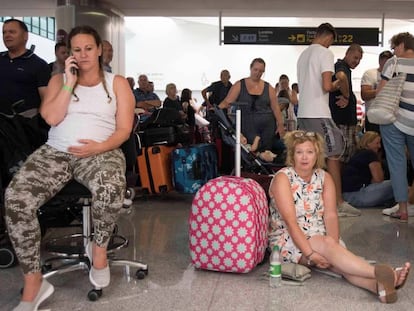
[268,167,326,263]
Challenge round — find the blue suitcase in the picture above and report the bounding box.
[172,144,218,194]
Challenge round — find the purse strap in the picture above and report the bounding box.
[390,56,399,77]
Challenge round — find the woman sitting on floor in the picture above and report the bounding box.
[268,130,410,304]
[341,131,394,207]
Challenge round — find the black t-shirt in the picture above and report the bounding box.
[206,80,232,106]
[163,97,183,111]
[342,149,379,192]
[0,50,50,114]
[329,59,357,126]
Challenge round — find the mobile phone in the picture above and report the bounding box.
[70,66,78,76]
[69,53,78,76]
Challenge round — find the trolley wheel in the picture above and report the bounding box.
[126,187,136,201]
[87,288,103,301]
[136,268,148,279]
[0,246,17,269]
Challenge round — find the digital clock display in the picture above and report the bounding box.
[240,34,257,43]
[336,34,354,44]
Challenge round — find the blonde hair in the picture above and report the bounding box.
[358,131,380,150]
[284,130,326,169]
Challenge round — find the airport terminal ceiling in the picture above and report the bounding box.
[2,0,414,20]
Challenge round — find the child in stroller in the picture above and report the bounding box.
[213,106,285,175]
[240,134,277,163]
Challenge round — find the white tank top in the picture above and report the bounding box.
[47,72,117,152]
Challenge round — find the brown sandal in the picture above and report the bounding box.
[375,264,397,303]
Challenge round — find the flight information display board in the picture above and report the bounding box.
[223,27,379,46]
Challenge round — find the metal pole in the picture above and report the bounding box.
[235,109,241,177]
[381,13,385,48]
[219,11,222,46]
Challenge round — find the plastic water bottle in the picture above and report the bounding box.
[269,245,282,287]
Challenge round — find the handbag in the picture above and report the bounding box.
[281,263,311,282]
[367,58,406,125]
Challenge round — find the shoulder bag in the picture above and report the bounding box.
[367,58,406,125]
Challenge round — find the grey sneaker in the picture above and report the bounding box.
[382,204,399,216]
[86,241,110,288]
[90,265,110,288]
[13,279,54,311]
[337,201,361,217]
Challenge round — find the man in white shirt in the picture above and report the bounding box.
[297,22,361,217]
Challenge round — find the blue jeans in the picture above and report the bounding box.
[343,180,394,207]
[380,123,414,202]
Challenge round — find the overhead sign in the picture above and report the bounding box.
[223,27,379,46]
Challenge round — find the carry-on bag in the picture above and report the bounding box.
[138,126,178,147]
[189,107,269,273]
[172,143,218,194]
[137,145,174,194]
[138,108,191,147]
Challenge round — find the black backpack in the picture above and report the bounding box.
[0,113,48,186]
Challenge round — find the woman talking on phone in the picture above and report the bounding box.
[5,25,135,311]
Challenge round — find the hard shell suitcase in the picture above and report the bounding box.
[172,143,218,194]
[137,145,174,194]
[189,108,269,273]
[189,175,268,273]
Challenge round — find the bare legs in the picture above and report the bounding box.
[21,273,43,302]
[92,243,108,269]
[302,235,410,302]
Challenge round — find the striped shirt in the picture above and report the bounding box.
[382,56,414,135]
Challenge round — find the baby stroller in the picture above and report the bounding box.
[0,102,50,269]
[213,105,285,176]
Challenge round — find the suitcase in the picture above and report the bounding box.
[189,176,268,273]
[137,145,174,194]
[189,108,269,273]
[172,143,218,194]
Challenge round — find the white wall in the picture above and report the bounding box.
[124,17,414,102]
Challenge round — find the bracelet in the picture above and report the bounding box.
[62,84,73,92]
[306,251,314,265]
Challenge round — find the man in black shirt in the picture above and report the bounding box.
[202,70,233,173]
[0,18,50,115]
[329,43,363,163]
[202,69,232,112]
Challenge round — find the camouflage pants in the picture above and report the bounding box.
[5,144,126,274]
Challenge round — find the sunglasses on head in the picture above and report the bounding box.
[293,131,316,138]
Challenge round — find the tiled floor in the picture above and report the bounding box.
[1,192,413,311]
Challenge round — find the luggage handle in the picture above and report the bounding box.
[144,147,156,193]
[231,102,248,177]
